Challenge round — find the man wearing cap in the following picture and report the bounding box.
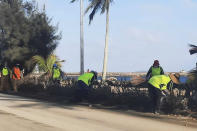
[75,71,98,101]
[146,60,164,80]
[148,73,180,114]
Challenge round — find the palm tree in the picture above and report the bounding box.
[32,54,62,77]
[85,0,113,81]
[32,54,64,88]
[71,0,85,75]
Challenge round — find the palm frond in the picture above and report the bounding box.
[46,54,57,74]
[85,0,113,24]
[101,0,107,14]
[189,44,197,55]
[89,3,101,24]
[32,55,48,72]
[70,0,78,3]
[85,0,99,14]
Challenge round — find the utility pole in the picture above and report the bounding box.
[80,0,84,75]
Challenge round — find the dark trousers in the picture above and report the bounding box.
[0,76,11,91]
[53,79,60,85]
[75,80,91,101]
[148,84,165,112]
[12,79,20,92]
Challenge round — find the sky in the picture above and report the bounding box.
[35,0,197,72]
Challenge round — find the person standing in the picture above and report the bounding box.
[146,60,164,80]
[0,64,10,91]
[52,64,63,84]
[12,64,21,92]
[148,73,180,114]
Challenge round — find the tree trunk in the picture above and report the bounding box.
[102,9,109,81]
[80,0,84,75]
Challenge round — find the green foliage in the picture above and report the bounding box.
[0,0,61,74]
[32,55,48,72]
[32,54,61,76]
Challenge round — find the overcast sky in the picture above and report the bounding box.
[35,0,197,72]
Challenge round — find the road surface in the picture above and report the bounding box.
[0,93,196,131]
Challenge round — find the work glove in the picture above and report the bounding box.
[159,84,165,88]
[161,90,170,97]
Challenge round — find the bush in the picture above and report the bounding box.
[15,76,197,115]
[18,83,44,94]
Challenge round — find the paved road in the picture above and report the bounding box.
[0,93,196,131]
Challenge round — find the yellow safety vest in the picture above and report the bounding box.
[148,75,171,90]
[78,73,94,86]
[53,68,61,79]
[151,67,161,76]
[2,68,9,76]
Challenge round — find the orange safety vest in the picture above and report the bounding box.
[12,67,21,80]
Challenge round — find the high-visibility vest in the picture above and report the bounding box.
[2,68,9,76]
[148,75,171,90]
[53,68,61,79]
[151,67,161,76]
[12,67,21,80]
[78,73,94,86]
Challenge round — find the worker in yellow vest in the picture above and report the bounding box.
[75,71,98,101]
[148,73,180,114]
[0,64,10,91]
[52,64,62,84]
[146,60,164,80]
